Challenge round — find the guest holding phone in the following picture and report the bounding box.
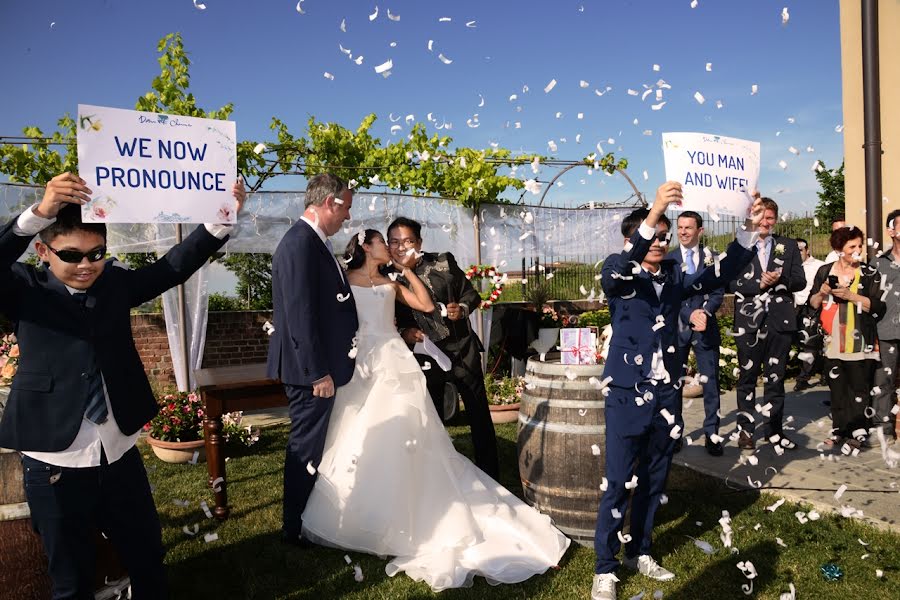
[808,226,885,450]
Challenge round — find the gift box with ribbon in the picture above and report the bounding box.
[560,327,597,365]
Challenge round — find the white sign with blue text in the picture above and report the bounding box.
[76,104,237,223]
[662,132,760,217]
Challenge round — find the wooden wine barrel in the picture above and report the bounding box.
[0,447,52,600]
[517,358,607,547]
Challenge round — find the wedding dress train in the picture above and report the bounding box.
[301,283,570,591]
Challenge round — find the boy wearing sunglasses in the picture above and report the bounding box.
[590,182,764,600]
[0,171,245,599]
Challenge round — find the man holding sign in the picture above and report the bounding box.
[0,171,246,599]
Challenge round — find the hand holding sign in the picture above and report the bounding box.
[35,173,93,219]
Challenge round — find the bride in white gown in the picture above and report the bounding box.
[301,229,570,591]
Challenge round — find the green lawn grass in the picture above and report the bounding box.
[144,419,900,599]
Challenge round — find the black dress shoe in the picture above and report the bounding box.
[672,437,683,454]
[738,431,756,450]
[705,437,724,456]
[281,532,316,549]
[793,380,812,392]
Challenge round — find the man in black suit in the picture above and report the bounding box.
[0,172,245,599]
[668,210,725,456]
[267,173,358,546]
[388,217,500,480]
[728,197,806,450]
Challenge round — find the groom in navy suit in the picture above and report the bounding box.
[267,173,358,547]
[667,210,725,456]
[590,183,763,600]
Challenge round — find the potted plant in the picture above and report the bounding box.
[143,391,259,464]
[485,374,526,424]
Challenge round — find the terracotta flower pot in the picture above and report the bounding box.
[489,402,521,424]
[145,436,206,464]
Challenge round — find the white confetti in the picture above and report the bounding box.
[204,532,219,543]
[306,462,317,475]
[295,1,305,14]
[705,62,712,71]
[591,444,601,456]
[193,0,206,10]
[834,484,848,500]
[781,6,790,25]
[374,59,393,74]
[253,143,267,155]
[751,84,759,95]
[369,5,379,21]
[323,72,335,81]
[211,476,224,492]
[543,79,557,93]
[386,8,400,21]
[694,91,705,104]
[438,53,453,65]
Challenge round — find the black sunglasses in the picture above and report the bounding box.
[654,233,671,243]
[46,245,106,264]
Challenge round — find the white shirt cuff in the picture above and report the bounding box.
[735,228,759,249]
[204,223,233,240]
[13,204,56,236]
[638,221,656,241]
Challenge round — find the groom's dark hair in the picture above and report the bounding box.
[387,217,422,241]
[343,229,384,270]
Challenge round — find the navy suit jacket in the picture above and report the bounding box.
[667,245,724,347]
[266,220,358,387]
[727,234,805,336]
[600,230,754,389]
[0,218,227,451]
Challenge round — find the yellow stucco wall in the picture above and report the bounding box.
[840,0,900,248]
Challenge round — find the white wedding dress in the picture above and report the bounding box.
[301,284,570,591]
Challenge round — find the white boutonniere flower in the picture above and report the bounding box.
[703,247,714,266]
[774,243,786,256]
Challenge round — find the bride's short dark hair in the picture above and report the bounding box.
[343,229,383,270]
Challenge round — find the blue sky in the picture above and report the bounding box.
[1,0,844,215]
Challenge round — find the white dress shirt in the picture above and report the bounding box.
[795,256,825,306]
[14,204,231,467]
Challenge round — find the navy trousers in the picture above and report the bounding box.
[22,446,167,600]
[594,383,677,574]
[282,383,335,537]
[676,334,721,438]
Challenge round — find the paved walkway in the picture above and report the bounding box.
[241,383,900,532]
[675,382,900,532]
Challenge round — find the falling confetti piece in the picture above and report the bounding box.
[374,59,393,74]
[369,5,379,20]
[694,91,706,104]
[751,84,759,95]
[438,53,453,64]
[193,0,206,10]
[295,0,305,14]
[253,143,267,155]
[705,62,712,71]
[323,72,335,80]
[306,462,317,475]
[387,8,400,21]
[778,160,788,170]
[544,79,557,93]
[781,6,790,25]
[651,101,667,111]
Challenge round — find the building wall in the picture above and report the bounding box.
[840,0,900,248]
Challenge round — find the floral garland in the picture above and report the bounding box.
[465,264,505,309]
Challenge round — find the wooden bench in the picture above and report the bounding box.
[195,363,286,520]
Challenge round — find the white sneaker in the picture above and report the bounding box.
[623,554,675,581]
[591,573,619,600]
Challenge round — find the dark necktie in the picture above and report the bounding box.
[649,270,667,285]
[75,293,108,424]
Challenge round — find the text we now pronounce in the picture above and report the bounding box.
[94,136,227,192]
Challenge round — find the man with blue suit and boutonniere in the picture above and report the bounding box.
[590,182,764,600]
[667,210,726,457]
